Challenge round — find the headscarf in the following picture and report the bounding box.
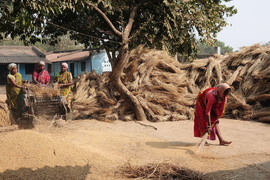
[38,61,45,66]
[62,63,68,69]
[212,83,231,101]
[7,63,17,72]
[34,61,46,72]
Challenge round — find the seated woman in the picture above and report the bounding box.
[32,61,50,87]
[6,63,29,118]
[54,63,74,112]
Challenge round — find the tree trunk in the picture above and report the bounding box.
[93,1,148,121]
[110,42,147,121]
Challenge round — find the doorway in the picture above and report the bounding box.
[70,63,74,78]
[0,65,8,85]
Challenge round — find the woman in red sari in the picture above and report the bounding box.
[32,61,50,87]
[194,83,232,145]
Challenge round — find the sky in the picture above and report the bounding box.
[216,0,270,51]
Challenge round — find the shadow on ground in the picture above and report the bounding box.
[0,164,91,180]
[146,141,195,149]
[204,161,270,180]
[145,141,196,155]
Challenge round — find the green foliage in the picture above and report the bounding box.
[0,33,84,52]
[198,41,234,55]
[261,41,270,47]
[0,0,237,58]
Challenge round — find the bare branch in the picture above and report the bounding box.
[90,4,122,39]
[98,30,114,36]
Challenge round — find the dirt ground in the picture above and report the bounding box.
[0,91,270,180]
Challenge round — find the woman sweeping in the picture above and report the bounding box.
[32,61,50,87]
[6,63,29,118]
[194,83,232,146]
[54,63,74,112]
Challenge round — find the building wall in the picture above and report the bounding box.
[19,64,30,81]
[49,50,112,79]
[91,50,112,74]
[50,61,79,79]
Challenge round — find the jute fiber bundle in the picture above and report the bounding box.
[0,101,11,127]
[24,83,60,98]
[72,43,270,123]
[73,46,194,121]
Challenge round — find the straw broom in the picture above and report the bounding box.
[194,121,219,154]
[194,132,209,154]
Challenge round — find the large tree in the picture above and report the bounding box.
[0,0,237,120]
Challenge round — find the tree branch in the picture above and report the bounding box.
[143,34,152,45]
[124,0,149,39]
[98,30,114,36]
[90,4,122,39]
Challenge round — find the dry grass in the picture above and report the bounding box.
[118,162,204,180]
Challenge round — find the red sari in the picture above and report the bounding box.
[194,87,226,139]
[32,63,50,85]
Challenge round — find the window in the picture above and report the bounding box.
[81,61,86,71]
[25,64,36,74]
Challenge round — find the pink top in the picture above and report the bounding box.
[32,61,50,86]
[205,89,218,116]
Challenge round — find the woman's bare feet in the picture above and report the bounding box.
[220,140,232,145]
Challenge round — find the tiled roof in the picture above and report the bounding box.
[46,49,93,62]
[0,46,51,64]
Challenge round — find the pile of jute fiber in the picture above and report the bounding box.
[0,101,11,127]
[24,83,60,98]
[73,44,270,123]
[73,45,195,122]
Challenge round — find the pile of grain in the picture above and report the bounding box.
[0,130,108,179]
[73,44,270,122]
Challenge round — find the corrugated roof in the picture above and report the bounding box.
[0,46,51,64]
[46,50,91,62]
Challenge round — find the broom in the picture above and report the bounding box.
[194,121,217,154]
[195,132,209,154]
